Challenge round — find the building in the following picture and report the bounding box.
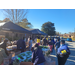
[0,21,32,41]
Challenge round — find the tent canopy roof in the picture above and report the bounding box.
[0,21,31,33]
[27,29,47,35]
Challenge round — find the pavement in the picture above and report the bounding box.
[50,41,75,65]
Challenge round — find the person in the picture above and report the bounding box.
[54,38,60,55]
[46,36,48,41]
[34,37,37,43]
[0,38,9,56]
[48,39,53,52]
[54,38,57,43]
[42,37,48,45]
[37,36,40,45]
[31,43,45,65]
[29,37,32,51]
[51,38,55,49]
[27,36,30,44]
[57,40,70,65]
[23,37,26,42]
[17,37,26,53]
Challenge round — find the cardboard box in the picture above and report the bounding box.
[3,58,9,65]
[20,62,33,65]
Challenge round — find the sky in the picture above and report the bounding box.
[0,9,75,34]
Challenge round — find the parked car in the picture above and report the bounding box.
[67,38,72,42]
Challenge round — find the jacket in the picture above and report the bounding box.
[17,39,26,51]
[32,47,45,65]
[57,44,70,54]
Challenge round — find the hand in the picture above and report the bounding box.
[60,53,63,56]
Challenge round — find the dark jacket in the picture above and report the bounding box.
[55,41,60,49]
[32,47,45,65]
[0,42,9,56]
[42,38,47,45]
[51,39,55,44]
[17,39,26,51]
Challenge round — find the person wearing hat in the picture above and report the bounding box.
[57,40,70,65]
[31,43,45,65]
[0,38,9,56]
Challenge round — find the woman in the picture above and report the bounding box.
[31,43,45,65]
[29,37,32,51]
[48,39,53,52]
[37,37,40,46]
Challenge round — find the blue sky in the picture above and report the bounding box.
[0,9,75,34]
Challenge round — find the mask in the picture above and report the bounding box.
[60,44,64,46]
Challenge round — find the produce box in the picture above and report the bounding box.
[12,51,32,65]
[39,45,50,56]
[20,62,33,65]
[3,57,9,65]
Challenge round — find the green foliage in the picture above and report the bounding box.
[17,18,33,29]
[41,22,55,36]
[14,37,19,40]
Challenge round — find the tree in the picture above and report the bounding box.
[41,22,55,36]
[17,18,33,29]
[3,9,28,23]
[56,31,59,36]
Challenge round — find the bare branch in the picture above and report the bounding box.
[3,9,28,23]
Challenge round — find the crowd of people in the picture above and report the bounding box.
[0,36,71,65]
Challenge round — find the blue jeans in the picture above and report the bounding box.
[37,62,44,65]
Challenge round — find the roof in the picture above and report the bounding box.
[0,22,6,26]
[27,29,47,35]
[0,21,31,33]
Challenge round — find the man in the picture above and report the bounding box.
[17,37,26,53]
[29,37,32,51]
[57,40,70,65]
[42,37,48,45]
[54,38,60,55]
[0,38,9,56]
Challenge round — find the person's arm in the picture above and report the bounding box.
[29,41,31,46]
[0,43,9,56]
[0,43,4,48]
[42,39,44,45]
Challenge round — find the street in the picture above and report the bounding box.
[50,41,75,65]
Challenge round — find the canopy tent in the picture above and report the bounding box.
[0,21,31,34]
[27,29,47,35]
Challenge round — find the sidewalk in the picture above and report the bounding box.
[50,49,58,65]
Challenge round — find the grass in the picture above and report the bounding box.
[72,38,75,41]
